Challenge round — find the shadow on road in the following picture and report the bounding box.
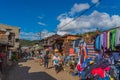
[27,72,57,80]
[7,62,57,80]
[18,59,27,62]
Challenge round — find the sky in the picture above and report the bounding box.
[0,0,120,40]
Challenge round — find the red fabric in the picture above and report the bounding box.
[76,64,82,71]
[0,53,3,58]
[91,68,105,78]
[69,48,74,54]
[103,66,110,71]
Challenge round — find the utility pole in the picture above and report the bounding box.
[38,32,42,40]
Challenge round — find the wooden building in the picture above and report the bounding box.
[0,24,20,75]
[39,34,61,50]
[61,34,80,56]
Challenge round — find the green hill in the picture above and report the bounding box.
[19,39,39,47]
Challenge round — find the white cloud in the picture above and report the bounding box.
[57,13,68,20]
[57,31,70,36]
[38,22,46,26]
[91,0,99,4]
[57,10,120,35]
[69,3,90,15]
[20,32,39,40]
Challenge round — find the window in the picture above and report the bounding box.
[16,39,19,42]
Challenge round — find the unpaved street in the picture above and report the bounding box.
[7,59,79,80]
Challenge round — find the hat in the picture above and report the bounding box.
[89,61,94,64]
[54,49,58,52]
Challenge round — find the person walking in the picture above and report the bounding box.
[44,51,49,69]
[52,53,61,73]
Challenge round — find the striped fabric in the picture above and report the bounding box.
[86,43,98,58]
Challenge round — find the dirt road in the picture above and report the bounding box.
[7,59,79,80]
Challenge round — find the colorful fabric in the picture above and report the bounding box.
[76,64,83,71]
[95,35,100,50]
[103,32,107,52]
[110,29,117,50]
[115,27,120,47]
[74,39,80,47]
[98,76,110,80]
[86,43,98,58]
[91,68,105,78]
[81,46,88,61]
[112,52,120,61]
[69,48,74,54]
[103,66,110,71]
[74,47,80,53]
[107,31,110,49]
[100,34,104,47]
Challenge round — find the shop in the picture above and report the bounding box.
[76,27,120,80]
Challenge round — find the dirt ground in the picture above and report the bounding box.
[6,59,79,80]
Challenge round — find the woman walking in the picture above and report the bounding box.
[44,51,49,69]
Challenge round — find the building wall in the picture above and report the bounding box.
[0,24,20,49]
[63,35,80,56]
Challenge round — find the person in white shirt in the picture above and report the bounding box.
[52,53,61,73]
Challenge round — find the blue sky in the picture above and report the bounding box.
[0,0,120,40]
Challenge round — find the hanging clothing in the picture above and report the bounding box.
[73,41,75,48]
[95,35,100,50]
[79,41,88,63]
[76,64,83,71]
[86,43,98,59]
[107,31,110,49]
[112,52,120,62]
[81,46,88,62]
[100,34,104,47]
[69,48,74,54]
[110,29,117,50]
[74,39,80,47]
[115,27,120,47]
[74,47,79,53]
[103,32,107,52]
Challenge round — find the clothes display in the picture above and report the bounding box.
[76,27,120,80]
[103,32,107,52]
[95,35,101,50]
[115,27,120,47]
[100,34,104,48]
[87,43,98,58]
[95,28,119,51]
[110,29,117,50]
[107,31,110,49]
[74,47,79,53]
[69,48,74,54]
[73,39,80,47]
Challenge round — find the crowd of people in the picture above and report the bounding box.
[20,48,78,74]
[20,47,120,80]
